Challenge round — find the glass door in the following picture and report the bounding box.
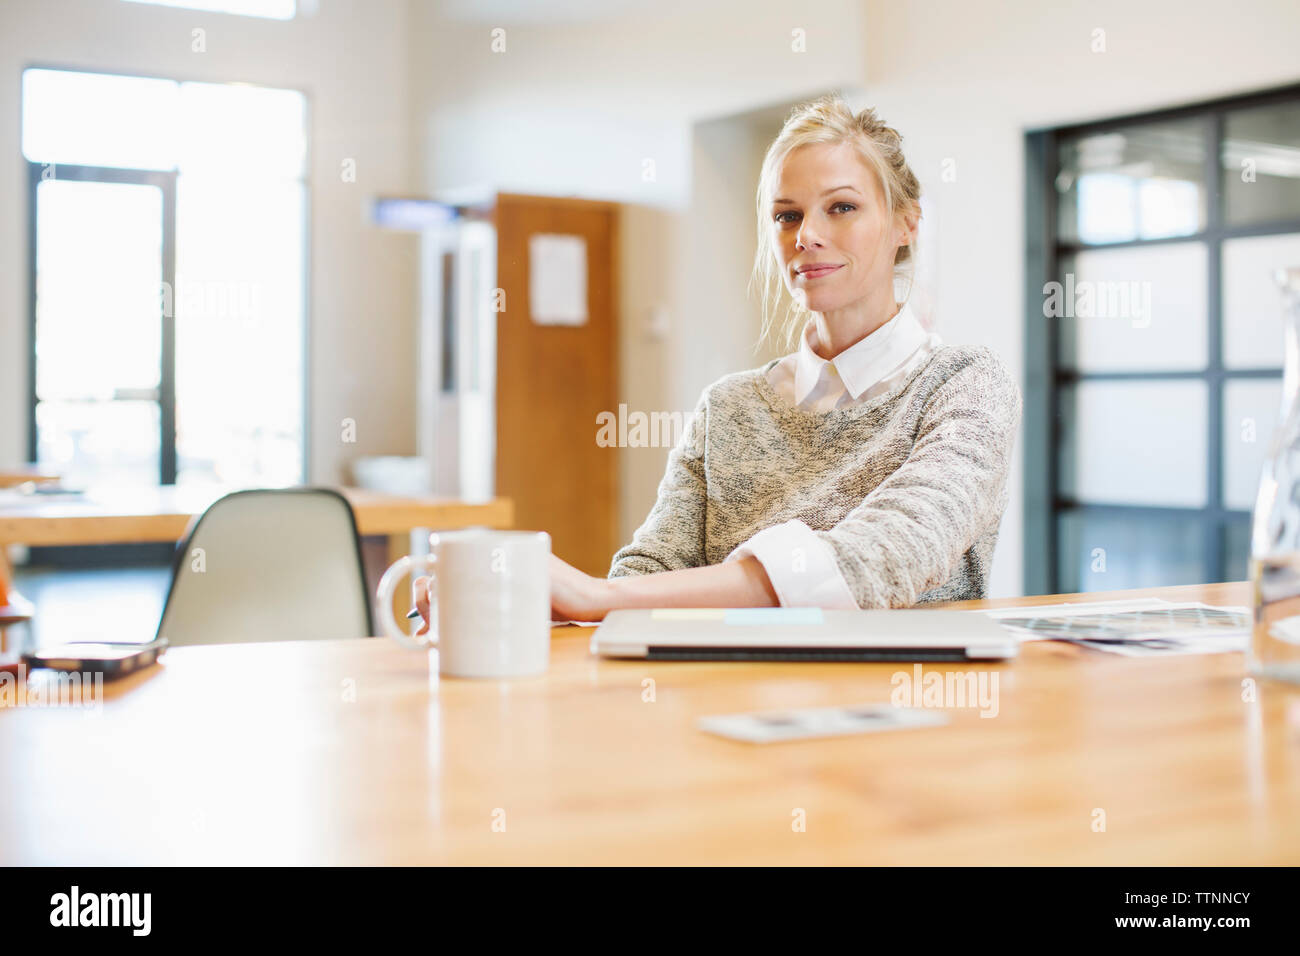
[22,68,307,494]
[29,164,176,488]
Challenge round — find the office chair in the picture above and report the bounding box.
[156,488,374,646]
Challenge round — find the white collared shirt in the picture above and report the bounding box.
[723,301,944,608]
[772,299,942,411]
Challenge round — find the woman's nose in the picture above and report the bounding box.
[796,220,823,249]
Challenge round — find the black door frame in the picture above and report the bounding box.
[27,161,179,485]
[26,162,179,566]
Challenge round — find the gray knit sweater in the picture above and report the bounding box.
[607,345,1023,608]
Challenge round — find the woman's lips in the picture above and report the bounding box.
[797,265,843,280]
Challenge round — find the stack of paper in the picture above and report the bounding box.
[977,598,1252,656]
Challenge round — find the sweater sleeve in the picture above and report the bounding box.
[607,386,709,577]
[812,349,1022,608]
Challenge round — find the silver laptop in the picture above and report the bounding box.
[591,607,1018,662]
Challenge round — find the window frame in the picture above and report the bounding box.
[121,0,296,20]
[1025,81,1300,595]
[27,161,179,484]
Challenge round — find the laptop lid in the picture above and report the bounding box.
[590,607,1018,662]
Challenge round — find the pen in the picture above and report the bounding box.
[406,607,421,620]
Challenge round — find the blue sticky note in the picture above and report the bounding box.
[723,608,825,626]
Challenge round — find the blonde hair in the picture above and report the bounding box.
[750,92,922,354]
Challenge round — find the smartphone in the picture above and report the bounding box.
[23,638,168,680]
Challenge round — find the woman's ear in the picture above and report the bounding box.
[896,207,920,248]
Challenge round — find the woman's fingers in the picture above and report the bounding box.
[413,574,431,636]
[548,552,606,622]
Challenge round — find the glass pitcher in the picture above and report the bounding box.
[1250,266,1300,683]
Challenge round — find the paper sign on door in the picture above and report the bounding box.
[529,233,588,326]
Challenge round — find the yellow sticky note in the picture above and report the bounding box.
[650,608,727,621]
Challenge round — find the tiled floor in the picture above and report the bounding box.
[9,564,173,651]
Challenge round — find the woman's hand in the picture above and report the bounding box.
[412,574,434,636]
[549,553,612,623]
[411,556,612,634]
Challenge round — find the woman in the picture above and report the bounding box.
[418,93,1022,633]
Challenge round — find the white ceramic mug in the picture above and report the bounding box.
[376,529,551,678]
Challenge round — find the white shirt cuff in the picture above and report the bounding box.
[723,519,860,609]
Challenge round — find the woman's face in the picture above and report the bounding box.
[770,141,910,315]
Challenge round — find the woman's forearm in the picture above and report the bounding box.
[595,556,780,616]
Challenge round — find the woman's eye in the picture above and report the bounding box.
[774,204,853,223]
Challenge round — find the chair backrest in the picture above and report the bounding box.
[156,488,373,646]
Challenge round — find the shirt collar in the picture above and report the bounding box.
[793,300,931,404]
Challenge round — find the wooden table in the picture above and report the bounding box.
[0,468,60,489]
[2,580,1295,865]
[0,485,514,650]
[0,484,513,546]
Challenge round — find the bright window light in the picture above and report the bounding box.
[23,69,307,178]
[24,67,308,488]
[1076,173,1137,244]
[23,70,180,169]
[35,180,164,400]
[1137,178,1200,239]
[122,0,296,19]
[174,176,306,487]
[177,81,307,179]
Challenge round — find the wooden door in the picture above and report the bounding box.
[493,194,619,577]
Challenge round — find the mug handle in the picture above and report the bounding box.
[377,553,438,649]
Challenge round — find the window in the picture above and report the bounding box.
[24,68,307,491]
[1025,84,1300,593]
[121,0,296,19]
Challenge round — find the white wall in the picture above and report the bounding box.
[408,0,866,207]
[0,0,418,488]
